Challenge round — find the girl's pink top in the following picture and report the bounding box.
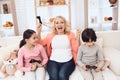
[18,44,48,72]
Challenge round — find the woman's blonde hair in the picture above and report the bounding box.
[52,16,71,34]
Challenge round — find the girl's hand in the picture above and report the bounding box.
[31,63,37,71]
[82,64,88,71]
[36,62,43,67]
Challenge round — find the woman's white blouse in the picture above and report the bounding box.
[50,35,72,62]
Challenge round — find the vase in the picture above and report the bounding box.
[109,0,117,7]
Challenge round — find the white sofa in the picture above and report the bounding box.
[0,31,120,80]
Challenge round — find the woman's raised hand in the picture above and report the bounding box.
[36,23,42,39]
[36,23,42,33]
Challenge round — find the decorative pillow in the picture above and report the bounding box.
[103,47,120,75]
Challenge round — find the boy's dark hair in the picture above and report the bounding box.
[19,29,36,48]
[82,28,97,42]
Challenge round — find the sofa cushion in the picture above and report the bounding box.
[0,38,6,47]
[96,31,120,50]
[0,36,22,47]
[0,45,18,67]
[96,37,103,51]
[70,66,84,80]
[0,76,15,80]
[103,47,120,75]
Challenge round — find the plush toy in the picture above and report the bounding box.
[0,49,18,78]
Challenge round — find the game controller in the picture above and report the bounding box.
[86,65,97,69]
[36,16,42,24]
[29,59,41,64]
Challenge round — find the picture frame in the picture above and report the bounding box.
[3,3,9,14]
[1,2,10,14]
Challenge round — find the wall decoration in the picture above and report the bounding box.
[104,17,113,21]
[109,0,117,7]
[2,3,9,14]
[40,0,66,6]
[90,16,97,23]
[109,0,117,4]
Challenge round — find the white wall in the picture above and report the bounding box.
[24,0,36,31]
[15,0,28,35]
[15,0,36,35]
[71,0,85,30]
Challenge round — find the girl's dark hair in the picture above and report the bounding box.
[82,28,97,42]
[19,29,36,48]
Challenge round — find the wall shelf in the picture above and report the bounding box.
[84,0,119,31]
[34,0,71,31]
[0,0,18,37]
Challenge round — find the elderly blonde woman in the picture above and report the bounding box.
[37,16,79,80]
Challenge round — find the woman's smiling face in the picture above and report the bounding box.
[54,17,65,34]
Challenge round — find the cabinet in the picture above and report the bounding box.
[84,0,118,31]
[0,0,18,37]
[34,0,71,31]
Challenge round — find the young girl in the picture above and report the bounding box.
[18,29,48,80]
[76,28,104,80]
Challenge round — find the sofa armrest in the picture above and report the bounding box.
[103,47,120,76]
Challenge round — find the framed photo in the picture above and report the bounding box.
[3,3,9,14]
[1,2,10,14]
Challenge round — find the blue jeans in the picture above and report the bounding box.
[46,59,75,80]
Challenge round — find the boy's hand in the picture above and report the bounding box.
[95,67,100,72]
[31,63,37,71]
[82,64,88,71]
[101,60,110,70]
